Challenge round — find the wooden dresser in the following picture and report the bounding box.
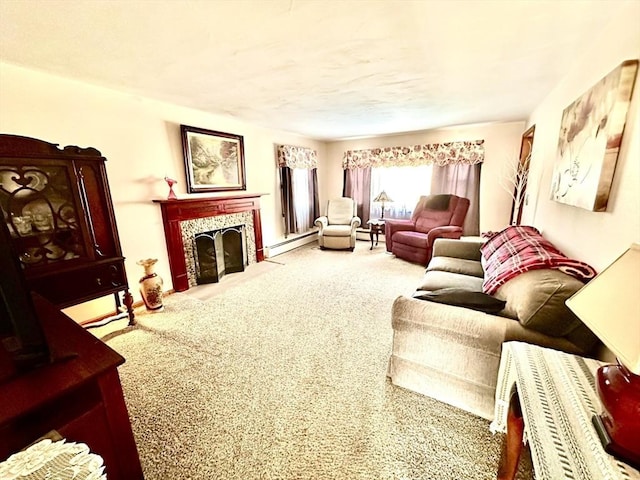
[0,293,144,479]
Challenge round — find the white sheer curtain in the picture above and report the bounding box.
[369,165,433,220]
[292,167,312,230]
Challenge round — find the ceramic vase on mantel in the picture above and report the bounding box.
[137,258,164,312]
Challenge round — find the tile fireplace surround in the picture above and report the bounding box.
[154,194,265,292]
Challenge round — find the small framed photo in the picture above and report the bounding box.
[180,125,246,193]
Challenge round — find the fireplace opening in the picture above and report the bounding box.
[194,225,247,284]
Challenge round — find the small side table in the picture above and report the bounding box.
[491,342,640,480]
[366,219,385,250]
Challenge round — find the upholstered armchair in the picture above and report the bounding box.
[385,194,470,265]
[315,197,361,251]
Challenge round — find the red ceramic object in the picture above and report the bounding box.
[164,176,178,200]
[595,361,640,468]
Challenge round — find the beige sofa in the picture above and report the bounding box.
[387,238,598,420]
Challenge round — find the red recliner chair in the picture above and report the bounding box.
[385,194,470,265]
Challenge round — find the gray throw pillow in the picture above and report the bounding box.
[412,288,506,313]
[494,269,583,336]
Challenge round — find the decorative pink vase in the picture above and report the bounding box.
[164,176,178,200]
[137,258,164,311]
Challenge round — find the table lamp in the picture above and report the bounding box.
[373,190,393,219]
[566,243,640,469]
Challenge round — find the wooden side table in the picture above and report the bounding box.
[491,342,639,480]
[0,294,144,480]
[366,219,385,250]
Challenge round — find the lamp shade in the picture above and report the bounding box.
[566,243,640,374]
[373,190,393,203]
[566,243,640,468]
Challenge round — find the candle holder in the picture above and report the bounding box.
[164,176,178,200]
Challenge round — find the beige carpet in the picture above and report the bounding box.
[99,242,533,479]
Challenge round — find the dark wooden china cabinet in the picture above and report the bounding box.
[0,134,143,477]
[0,134,134,323]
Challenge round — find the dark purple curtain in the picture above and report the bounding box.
[280,166,296,237]
[343,167,372,225]
[431,163,481,236]
[280,166,319,237]
[309,168,320,226]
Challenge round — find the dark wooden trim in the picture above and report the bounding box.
[97,368,143,479]
[510,125,535,225]
[497,388,525,480]
[154,194,266,292]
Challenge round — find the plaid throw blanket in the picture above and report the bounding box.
[480,226,597,295]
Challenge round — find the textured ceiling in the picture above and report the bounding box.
[0,0,627,140]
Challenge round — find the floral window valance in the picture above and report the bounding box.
[277,145,318,169]
[342,140,485,169]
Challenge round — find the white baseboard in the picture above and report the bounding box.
[265,229,386,257]
[265,231,318,257]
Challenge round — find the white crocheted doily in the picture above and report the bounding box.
[0,439,106,480]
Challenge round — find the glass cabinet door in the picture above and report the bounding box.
[0,163,88,268]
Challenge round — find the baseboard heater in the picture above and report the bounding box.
[268,230,317,249]
[266,230,317,257]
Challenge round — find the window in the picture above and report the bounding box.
[369,165,433,220]
[291,167,313,231]
[277,145,319,237]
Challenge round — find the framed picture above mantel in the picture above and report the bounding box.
[180,125,246,193]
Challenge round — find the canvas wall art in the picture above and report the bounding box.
[181,125,246,193]
[550,59,638,211]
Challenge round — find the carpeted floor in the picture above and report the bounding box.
[98,242,533,479]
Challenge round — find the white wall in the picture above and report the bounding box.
[521,1,640,271]
[2,0,638,320]
[324,121,526,233]
[0,63,325,318]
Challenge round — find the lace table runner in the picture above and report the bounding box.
[491,341,639,480]
[0,439,106,480]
